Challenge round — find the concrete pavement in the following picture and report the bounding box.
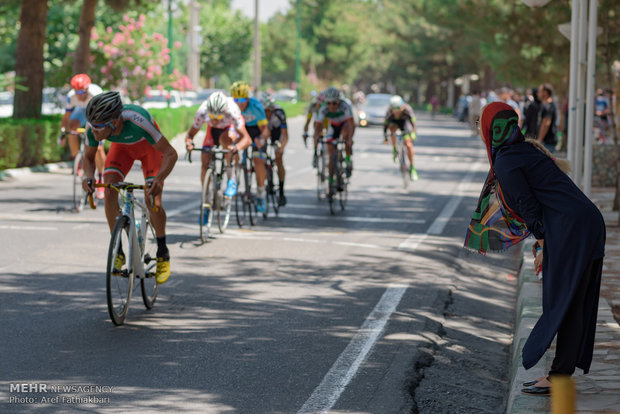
[507,187,620,413]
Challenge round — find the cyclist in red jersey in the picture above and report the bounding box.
[82,91,178,284]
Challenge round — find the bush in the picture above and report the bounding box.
[0,115,66,170]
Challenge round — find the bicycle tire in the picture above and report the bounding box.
[235,164,248,227]
[399,144,410,189]
[217,174,232,233]
[329,150,338,215]
[200,169,216,242]
[316,146,327,200]
[106,215,134,326]
[140,214,158,309]
[73,152,87,212]
[245,159,256,226]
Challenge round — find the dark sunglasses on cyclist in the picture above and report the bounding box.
[326,100,339,105]
[76,89,87,95]
[90,120,114,131]
[234,98,248,104]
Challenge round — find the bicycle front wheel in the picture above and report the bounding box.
[106,215,135,326]
[73,152,87,212]
[399,146,410,189]
[338,168,348,211]
[217,176,232,233]
[317,148,327,200]
[200,169,216,242]
[140,215,158,309]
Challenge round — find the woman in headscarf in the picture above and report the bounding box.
[464,102,605,396]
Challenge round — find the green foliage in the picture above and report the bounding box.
[147,106,197,138]
[0,115,65,170]
[197,3,253,84]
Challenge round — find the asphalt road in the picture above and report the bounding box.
[0,113,521,413]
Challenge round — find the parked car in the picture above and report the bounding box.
[0,91,13,117]
[186,89,227,106]
[355,93,391,126]
[142,90,183,109]
[273,88,297,103]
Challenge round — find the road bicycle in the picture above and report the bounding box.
[235,147,256,228]
[88,182,158,326]
[395,133,412,189]
[188,147,233,242]
[327,137,349,215]
[262,139,281,219]
[60,127,89,212]
[314,135,328,201]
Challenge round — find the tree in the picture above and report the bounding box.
[74,0,99,74]
[13,0,48,119]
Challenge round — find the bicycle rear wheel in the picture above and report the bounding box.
[328,151,338,215]
[73,152,87,212]
[140,215,158,309]
[245,161,256,226]
[106,215,134,326]
[200,169,216,242]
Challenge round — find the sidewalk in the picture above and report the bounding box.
[507,187,620,413]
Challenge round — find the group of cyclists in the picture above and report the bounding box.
[62,72,419,288]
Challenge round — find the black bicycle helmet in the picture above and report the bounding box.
[86,91,123,123]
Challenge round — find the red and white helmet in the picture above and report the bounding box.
[71,74,91,91]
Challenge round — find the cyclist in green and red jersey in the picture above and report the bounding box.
[82,91,178,284]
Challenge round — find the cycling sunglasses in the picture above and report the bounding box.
[208,113,224,120]
[326,100,339,105]
[76,89,87,95]
[90,120,114,131]
[234,98,248,104]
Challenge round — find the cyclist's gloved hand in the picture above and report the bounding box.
[229,143,238,154]
[147,179,163,198]
[83,177,95,194]
[185,137,195,152]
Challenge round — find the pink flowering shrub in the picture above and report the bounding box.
[90,14,191,102]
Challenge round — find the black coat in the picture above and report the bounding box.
[494,142,605,373]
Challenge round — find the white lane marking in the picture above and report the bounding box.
[298,284,409,414]
[166,200,200,218]
[275,212,425,224]
[213,232,390,251]
[0,225,57,231]
[426,162,480,235]
[398,161,482,251]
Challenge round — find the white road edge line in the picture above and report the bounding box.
[297,283,409,414]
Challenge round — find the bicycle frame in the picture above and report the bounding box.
[117,186,151,281]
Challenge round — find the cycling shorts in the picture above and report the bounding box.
[103,140,163,181]
[387,118,415,139]
[326,124,344,144]
[202,126,231,148]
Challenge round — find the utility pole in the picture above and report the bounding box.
[167,0,173,107]
[253,0,261,93]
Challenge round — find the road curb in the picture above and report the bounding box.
[0,161,73,180]
[507,239,550,413]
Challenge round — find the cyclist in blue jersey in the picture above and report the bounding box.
[230,81,271,213]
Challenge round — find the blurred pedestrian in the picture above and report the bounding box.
[522,87,541,138]
[464,102,605,397]
[536,83,558,153]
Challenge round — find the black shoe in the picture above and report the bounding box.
[278,194,287,207]
[523,376,548,387]
[520,386,550,396]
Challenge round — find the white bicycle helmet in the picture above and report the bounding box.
[260,93,276,110]
[86,91,123,123]
[205,91,228,114]
[390,95,404,109]
[322,86,341,103]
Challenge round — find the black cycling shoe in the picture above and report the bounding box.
[278,194,287,207]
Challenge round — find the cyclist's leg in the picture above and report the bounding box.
[95,142,106,179]
[67,118,82,158]
[253,145,266,197]
[220,129,238,195]
[342,121,354,158]
[388,124,398,159]
[403,120,416,166]
[102,143,132,233]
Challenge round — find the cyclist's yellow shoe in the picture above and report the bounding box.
[113,252,126,274]
[155,256,171,284]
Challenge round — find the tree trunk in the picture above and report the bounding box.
[13,0,48,119]
[73,0,98,74]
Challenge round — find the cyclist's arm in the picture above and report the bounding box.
[537,117,552,144]
[185,126,200,150]
[61,111,71,130]
[82,144,98,192]
[149,137,178,197]
[280,127,288,150]
[234,124,252,151]
[303,111,313,132]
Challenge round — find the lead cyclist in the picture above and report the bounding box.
[383,95,418,181]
